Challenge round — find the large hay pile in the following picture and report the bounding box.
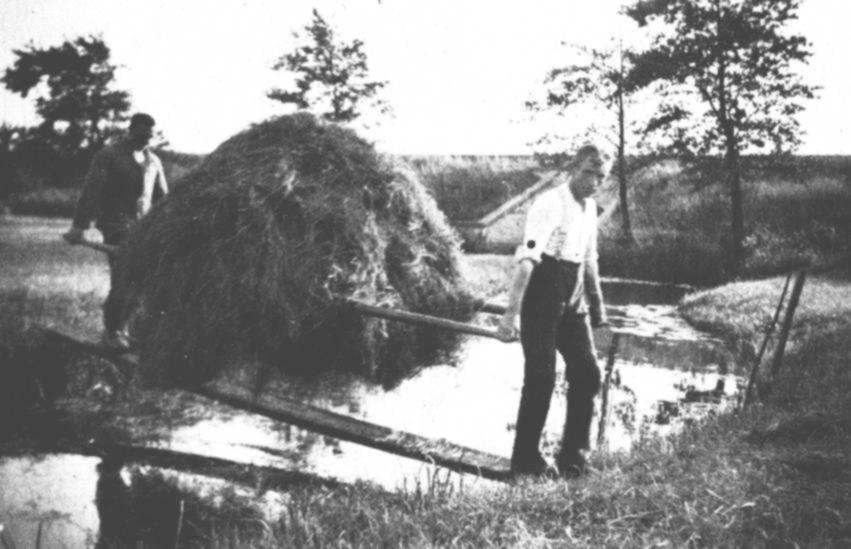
[117,114,474,388]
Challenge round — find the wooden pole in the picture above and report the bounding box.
[353,299,638,341]
[596,332,621,448]
[471,298,507,316]
[742,273,793,407]
[79,239,118,256]
[347,299,513,341]
[33,327,515,481]
[769,269,807,378]
[195,380,514,481]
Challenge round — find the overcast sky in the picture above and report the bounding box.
[1,0,848,155]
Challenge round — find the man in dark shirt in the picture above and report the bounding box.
[63,113,168,349]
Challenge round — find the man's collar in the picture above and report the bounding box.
[562,182,587,207]
[119,136,148,153]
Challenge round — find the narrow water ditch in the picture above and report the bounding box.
[0,279,741,545]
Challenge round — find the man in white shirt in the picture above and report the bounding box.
[497,143,609,479]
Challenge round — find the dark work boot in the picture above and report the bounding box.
[510,382,555,478]
[555,447,587,479]
[510,451,552,478]
[557,394,594,480]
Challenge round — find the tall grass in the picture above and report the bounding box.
[402,154,540,222]
[599,158,851,285]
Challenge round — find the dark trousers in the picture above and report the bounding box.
[101,224,130,333]
[511,256,601,469]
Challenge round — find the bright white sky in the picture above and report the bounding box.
[1,0,848,155]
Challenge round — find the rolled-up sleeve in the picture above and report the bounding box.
[515,193,559,265]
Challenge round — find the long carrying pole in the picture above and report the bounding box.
[69,237,514,342]
[347,299,512,341]
[78,238,118,256]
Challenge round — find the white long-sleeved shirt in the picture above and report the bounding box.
[515,184,598,265]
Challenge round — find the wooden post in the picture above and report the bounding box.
[596,332,621,448]
[742,273,792,407]
[769,269,807,378]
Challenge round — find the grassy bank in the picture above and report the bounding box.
[402,154,540,222]
[598,159,851,285]
[680,267,851,411]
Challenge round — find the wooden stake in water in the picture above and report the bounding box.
[596,332,621,448]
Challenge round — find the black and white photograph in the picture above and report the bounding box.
[1,0,849,546]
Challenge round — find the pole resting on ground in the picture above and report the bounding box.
[742,272,793,408]
[769,269,808,378]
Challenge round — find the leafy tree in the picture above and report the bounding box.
[268,9,389,123]
[0,124,67,197]
[528,42,645,242]
[2,35,131,159]
[624,0,817,274]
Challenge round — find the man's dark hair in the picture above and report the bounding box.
[129,113,156,129]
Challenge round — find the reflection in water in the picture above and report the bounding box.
[95,456,136,547]
[0,453,273,548]
[0,454,99,547]
[94,458,201,548]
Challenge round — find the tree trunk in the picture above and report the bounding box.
[726,132,744,276]
[616,88,633,243]
[714,35,744,277]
